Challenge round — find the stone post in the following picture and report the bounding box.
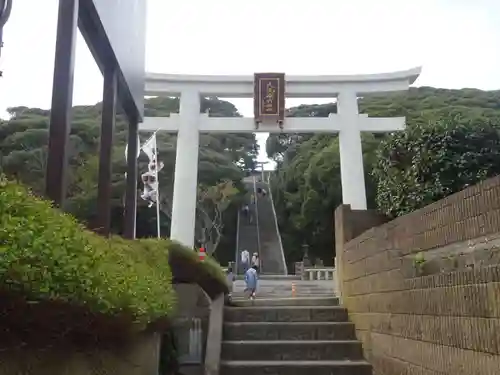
[302,243,311,267]
[294,262,304,279]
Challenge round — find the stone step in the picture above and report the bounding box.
[224,306,348,322]
[221,340,363,361]
[232,290,335,297]
[258,274,300,279]
[223,322,356,341]
[234,274,301,280]
[231,297,339,307]
[233,285,334,295]
[220,360,372,375]
[231,281,336,297]
[232,291,335,294]
[232,292,333,301]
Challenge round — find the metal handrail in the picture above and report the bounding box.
[253,175,263,273]
[267,174,287,275]
[234,207,241,274]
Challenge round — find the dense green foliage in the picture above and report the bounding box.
[269,87,500,266]
[373,119,500,217]
[0,98,259,260]
[0,176,227,323]
[4,86,500,273]
[0,177,175,322]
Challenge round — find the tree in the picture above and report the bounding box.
[270,133,379,266]
[269,87,500,265]
[196,180,238,255]
[373,117,500,217]
[0,97,259,260]
[5,86,500,265]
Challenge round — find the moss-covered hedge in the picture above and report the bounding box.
[168,242,228,299]
[0,178,176,323]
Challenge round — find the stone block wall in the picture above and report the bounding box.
[172,283,210,367]
[0,284,210,375]
[0,332,161,375]
[335,175,500,375]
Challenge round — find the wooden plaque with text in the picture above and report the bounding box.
[253,73,286,125]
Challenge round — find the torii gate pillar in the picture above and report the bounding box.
[337,91,367,210]
[170,90,200,248]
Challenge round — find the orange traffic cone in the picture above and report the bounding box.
[291,282,296,298]
[199,247,206,261]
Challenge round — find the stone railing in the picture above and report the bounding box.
[204,294,225,375]
[172,284,210,375]
[303,267,336,280]
[174,317,204,364]
[295,262,336,280]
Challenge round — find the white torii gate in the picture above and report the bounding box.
[141,67,422,248]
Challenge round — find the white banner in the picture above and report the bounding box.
[141,134,156,162]
[140,133,164,208]
[124,130,162,238]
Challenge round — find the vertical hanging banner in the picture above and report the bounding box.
[253,72,286,129]
[140,132,163,208]
[140,131,163,238]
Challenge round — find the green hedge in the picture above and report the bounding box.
[0,177,178,324]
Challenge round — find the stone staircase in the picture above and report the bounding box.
[235,181,259,275]
[254,180,287,275]
[220,297,371,375]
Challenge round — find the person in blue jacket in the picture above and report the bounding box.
[244,265,259,300]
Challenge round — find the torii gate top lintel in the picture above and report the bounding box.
[145,66,422,98]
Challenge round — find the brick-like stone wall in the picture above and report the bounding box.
[0,332,161,375]
[335,175,500,375]
[172,283,210,370]
[0,284,210,375]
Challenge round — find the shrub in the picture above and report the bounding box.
[0,177,176,324]
[372,118,500,217]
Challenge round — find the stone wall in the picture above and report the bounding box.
[172,283,210,373]
[0,332,161,375]
[335,175,500,375]
[0,284,210,375]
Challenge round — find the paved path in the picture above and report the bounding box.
[232,278,336,299]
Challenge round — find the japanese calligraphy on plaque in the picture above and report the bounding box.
[254,73,285,129]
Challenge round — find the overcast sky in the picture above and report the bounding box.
[0,0,499,162]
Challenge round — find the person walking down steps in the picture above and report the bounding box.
[244,265,259,300]
[242,204,252,223]
[240,249,250,273]
[251,252,260,270]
